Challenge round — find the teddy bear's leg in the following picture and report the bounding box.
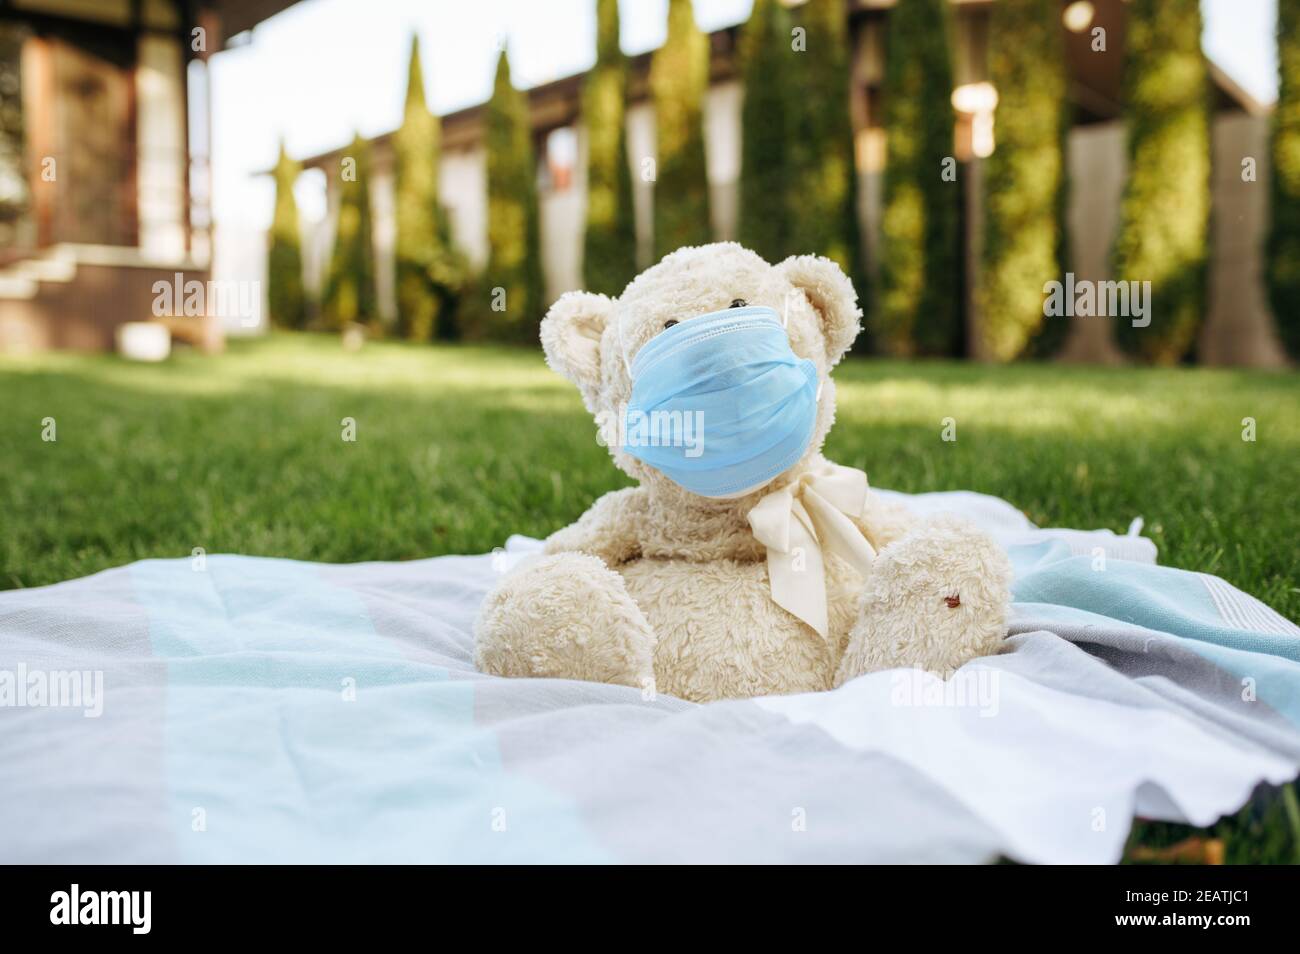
[474,552,656,689]
[834,515,1012,686]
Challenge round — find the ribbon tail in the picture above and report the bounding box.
[764,515,829,640]
[749,468,877,645]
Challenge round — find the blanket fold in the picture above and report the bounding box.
[0,490,1295,864]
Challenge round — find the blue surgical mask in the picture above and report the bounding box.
[619,305,821,498]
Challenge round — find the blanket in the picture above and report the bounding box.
[1,490,1296,864]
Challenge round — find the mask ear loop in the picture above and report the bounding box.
[786,292,822,401]
[618,309,633,377]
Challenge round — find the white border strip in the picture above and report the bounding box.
[1198,573,1300,636]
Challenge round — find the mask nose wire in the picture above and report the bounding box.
[623,304,817,396]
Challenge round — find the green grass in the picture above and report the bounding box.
[1,331,1297,861]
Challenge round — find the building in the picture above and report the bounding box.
[0,0,298,352]
[1,0,1285,364]
[294,0,1285,365]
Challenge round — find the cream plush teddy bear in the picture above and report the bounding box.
[474,243,1012,703]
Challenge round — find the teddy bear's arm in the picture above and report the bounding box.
[542,486,646,566]
[853,490,922,552]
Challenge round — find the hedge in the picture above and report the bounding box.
[267,139,306,330]
[394,34,464,341]
[978,0,1069,360]
[321,133,377,331]
[582,0,637,296]
[875,0,962,356]
[788,0,862,290]
[737,0,795,264]
[1112,0,1210,364]
[483,48,544,342]
[1268,0,1300,359]
[651,0,712,258]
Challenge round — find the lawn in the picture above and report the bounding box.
[1,331,1297,861]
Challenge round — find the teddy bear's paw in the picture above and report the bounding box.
[474,552,656,689]
[834,515,1012,687]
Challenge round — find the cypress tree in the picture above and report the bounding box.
[977,0,1068,361]
[582,0,637,296]
[426,202,469,341]
[267,139,306,329]
[788,0,862,287]
[651,0,711,258]
[875,0,961,356]
[1268,0,1300,360]
[393,34,445,341]
[737,0,794,264]
[322,133,377,331]
[1112,0,1210,364]
[485,48,544,341]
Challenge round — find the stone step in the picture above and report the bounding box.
[0,275,38,300]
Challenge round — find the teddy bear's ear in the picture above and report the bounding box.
[540,291,613,398]
[777,254,862,366]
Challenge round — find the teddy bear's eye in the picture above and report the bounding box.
[729,298,748,308]
[663,319,679,329]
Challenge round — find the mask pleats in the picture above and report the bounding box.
[621,306,822,497]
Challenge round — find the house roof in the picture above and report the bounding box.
[292,24,743,173]
[205,0,303,41]
[0,0,302,42]
[289,0,1266,172]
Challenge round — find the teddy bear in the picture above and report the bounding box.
[474,242,1012,703]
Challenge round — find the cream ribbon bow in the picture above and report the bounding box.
[746,462,877,640]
